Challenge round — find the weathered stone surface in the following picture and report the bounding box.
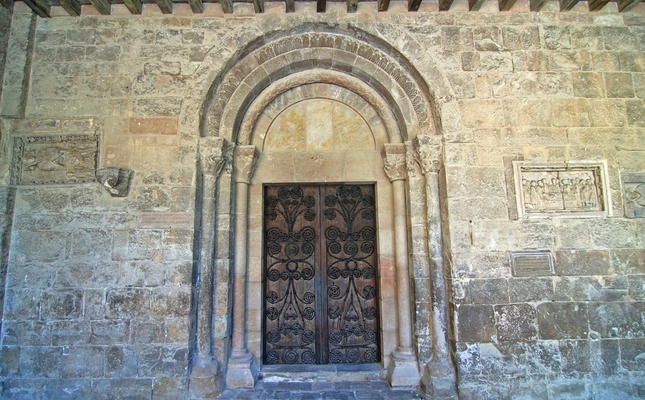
[457,305,496,342]
[494,304,538,341]
[537,302,588,340]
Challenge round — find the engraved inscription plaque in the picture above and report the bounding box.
[513,161,610,218]
[622,172,645,219]
[11,134,99,185]
[510,251,555,277]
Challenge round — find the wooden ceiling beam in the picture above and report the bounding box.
[0,0,14,11]
[498,0,517,11]
[89,0,111,14]
[155,0,172,13]
[408,0,421,11]
[529,0,548,10]
[438,0,454,10]
[188,0,203,13]
[559,0,579,10]
[58,0,81,15]
[347,0,358,12]
[618,0,640,12]
[469,0,484,10]
[588,0,610,10]
[220,0,232,12]
[23,0,50,17]
[123,0,142,13]
[317,0,326,12]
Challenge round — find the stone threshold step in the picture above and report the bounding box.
[259,364,386,383]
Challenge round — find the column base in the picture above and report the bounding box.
[386,349,420,387]
[225,351,258,389]
[420,358,457,398]
[189,356,223,399]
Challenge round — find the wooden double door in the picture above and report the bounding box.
[263,184,380,365]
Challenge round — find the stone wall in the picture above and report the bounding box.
[0,6,11,91]
[0,1,643,398]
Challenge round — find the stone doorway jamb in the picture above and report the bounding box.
[189,137,228,399]
[226,145,261,388]
[382,143,420,386]
[414,135,457,397]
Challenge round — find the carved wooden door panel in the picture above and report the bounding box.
[263,184,379,365]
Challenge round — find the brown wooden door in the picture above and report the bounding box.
[263,184,380,365]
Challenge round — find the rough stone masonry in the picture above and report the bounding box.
[0,0,644,398]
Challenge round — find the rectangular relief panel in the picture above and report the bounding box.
[622,172,645,218]
[11,134,99,185]
[513,161,610,218]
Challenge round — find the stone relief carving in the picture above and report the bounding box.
[11,134,99,185]
[233,145,260,184]
[96,167,134,197]
[513,161,610,218]
[413,134,442,175]
[622,172,645,218]
[381,143,407,182]
[199,137,229,177]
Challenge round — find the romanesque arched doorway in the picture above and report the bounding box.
[191,26,455,397]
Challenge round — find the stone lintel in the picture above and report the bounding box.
[225,351,258,389]
[386,349,420,387]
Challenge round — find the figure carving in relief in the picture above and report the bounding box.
[522,170,599,213]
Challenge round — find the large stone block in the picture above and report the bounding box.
[92,378,153,400]
[555,250,611,276]
[62,346,105,378]
[509,277,554,302]
[588,302,645,339]
[138,345,188,378]
[41,289,83,319]
[467,278,509,305]
[537,302,588,340]
[106,288,151,319]
[457,304,496,342]
[494,304,538,341]
[106,345,138,378]
[19,346,63,378]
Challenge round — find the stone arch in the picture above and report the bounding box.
[199,26,438,143]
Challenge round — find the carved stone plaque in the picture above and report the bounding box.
[513,161,610,218]
[11,134,99,185]
[622,172,645,218]
[510,251,555,277]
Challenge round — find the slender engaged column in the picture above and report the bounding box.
[382,143,420,387]
[414,135,456,397]
[226,145,260,389]
[190,137,228,399]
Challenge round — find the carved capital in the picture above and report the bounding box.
[233,145,260,184]
[199,137,228,177]
[381,143,407,182]
[413,135,443,175]
[96,167,134,197]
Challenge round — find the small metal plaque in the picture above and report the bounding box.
[11,134,99,185]
[510,251,555,277]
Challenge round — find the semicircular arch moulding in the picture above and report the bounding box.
[200,26,439,145]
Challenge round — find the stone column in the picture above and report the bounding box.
[189,137,228,399]
[414,135,456,397]
[225,145,260,389]
[0,2,36,118]
[382,143,420,387]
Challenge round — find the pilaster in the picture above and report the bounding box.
[382,143,420,387]
[413,135,457,398]
[226,145,260,389]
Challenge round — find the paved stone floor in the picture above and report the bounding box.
[217,380,424,399]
